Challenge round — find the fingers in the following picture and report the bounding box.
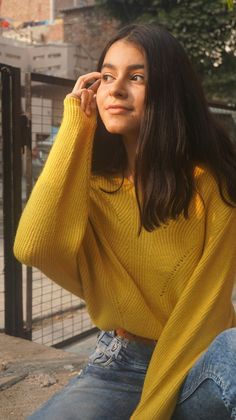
[80,89,96,116]
[85,78,101,93]
[72,72,101,96]
[68,72,101,116]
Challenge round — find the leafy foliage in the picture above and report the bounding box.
[95,0,236,102]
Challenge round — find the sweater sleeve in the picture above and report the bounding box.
[14,97,97,298]
[131,173,236,420]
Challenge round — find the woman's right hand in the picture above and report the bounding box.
[67,72,101,117]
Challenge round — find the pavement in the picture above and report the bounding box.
[0,288,236,420]
[5,256,232,413]
[0,332,97,420]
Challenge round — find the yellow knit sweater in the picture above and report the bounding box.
[14,97,236,419]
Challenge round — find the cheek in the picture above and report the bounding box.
[96,87,104,115]
[138,90,146,107]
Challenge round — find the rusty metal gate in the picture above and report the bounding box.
[0,64,25,339]
[0,64,96,347]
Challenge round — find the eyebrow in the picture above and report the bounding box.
[101,63,145,71]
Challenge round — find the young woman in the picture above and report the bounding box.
[14,24,236,420]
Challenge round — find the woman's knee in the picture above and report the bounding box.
[173,378,230,420]
[175,328,236,418]
[208,327,236,359]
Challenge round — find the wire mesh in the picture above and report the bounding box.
[23,76,94,346]
[30,268,92,346]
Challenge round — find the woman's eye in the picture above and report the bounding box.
[131,74,144,82]
[102,74,114,82]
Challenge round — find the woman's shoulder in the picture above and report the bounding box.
[193,164,236,213]
[193,165,218,195]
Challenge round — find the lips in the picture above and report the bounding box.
[105,104,133,115]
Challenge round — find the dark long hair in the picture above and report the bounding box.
[92,24,236,231]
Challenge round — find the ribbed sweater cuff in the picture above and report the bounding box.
[63,96,97,129]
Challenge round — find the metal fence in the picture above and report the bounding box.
[26,73,96,347]
[0,70,4,338]
[0,63,236,348]
[0,64,24,340]
[0,65,96,347]
[0,70,3,334]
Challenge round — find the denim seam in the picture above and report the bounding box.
[231,406,236,419]
[179,370,230,412]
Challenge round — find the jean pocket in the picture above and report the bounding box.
[88,348,115,367]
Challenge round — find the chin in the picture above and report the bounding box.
[104,125,125,135]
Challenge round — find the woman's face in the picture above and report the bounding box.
[96,40,147,143]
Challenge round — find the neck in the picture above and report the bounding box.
[123,135,137,181]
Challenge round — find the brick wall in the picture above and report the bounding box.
[47,20,64,42]
[63,6,120,75]
[0,0,51,22]
[0,0,96,22]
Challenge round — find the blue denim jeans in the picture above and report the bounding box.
[28,328,236,419]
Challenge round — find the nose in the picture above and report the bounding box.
[109,78,128,98]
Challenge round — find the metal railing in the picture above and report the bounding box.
[0,65,96,347]
[0,64,24,339]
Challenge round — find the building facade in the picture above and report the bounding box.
[0,0,96,23]
[0,36,78,79]
[0,1,120,76]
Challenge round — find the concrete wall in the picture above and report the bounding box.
[0,38,30,70]
[30,43,77,78]
[0,36,77,79]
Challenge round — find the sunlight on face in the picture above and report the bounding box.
[96,40,147,144]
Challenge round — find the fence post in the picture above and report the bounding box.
[24,72,33,340]
[1,65,24,338]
